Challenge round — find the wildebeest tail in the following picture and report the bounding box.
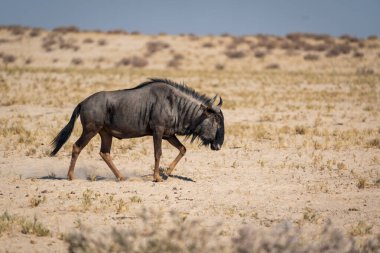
[50,104,81,156]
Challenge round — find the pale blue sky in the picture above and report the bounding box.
[0,0,379,37]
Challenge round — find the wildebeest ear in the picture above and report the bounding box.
[200,104,214,114]
[200,104,209,113]
[210,95,217,105]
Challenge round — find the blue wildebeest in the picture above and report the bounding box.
[50,78,224,182]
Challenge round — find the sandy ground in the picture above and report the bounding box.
[0,27,380,252]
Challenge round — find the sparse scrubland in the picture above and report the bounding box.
[0,26,379,252]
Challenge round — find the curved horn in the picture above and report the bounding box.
[217,96,223,107]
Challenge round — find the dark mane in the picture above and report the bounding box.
[133,78,212,105]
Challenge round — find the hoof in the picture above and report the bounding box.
[165,168,174,176]
[154,176,163,182]
[67,175,74,180]
[118,176,126,181]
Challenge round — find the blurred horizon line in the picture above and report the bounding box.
[1,24,378,39]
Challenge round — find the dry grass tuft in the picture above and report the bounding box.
[367,138,380,148]
[116,199,128,214]
[21,215,50,236]
[357,178,367,189]
[130,195,142,203]
[350,221,373,236]
[295,125,306,135]
[0,211,18,235]
[82,189,94,211]
[0,211,50,237]
[29,195,46,207]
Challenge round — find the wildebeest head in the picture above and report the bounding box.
[197,96,224,151]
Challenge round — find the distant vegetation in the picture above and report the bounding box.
[0,25,379,72]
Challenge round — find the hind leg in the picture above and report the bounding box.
[67,129,97,180]
[99,131,125,181]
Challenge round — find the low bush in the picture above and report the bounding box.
[83,38,94,44]
[130,56,148,68]
[53,26,80,33]
[97,39,107,46]
[146,41,170,55]
[115,57,131,67]
[1,54,16,64]
[107,29,128,35]
[225,50,246,59]
[65,209,380,253]
[202,42,214,48]
[71,58,83,65]
[265,63,280,69]
[356,67,375,75]
[215,63,225,70]
[353,51,364,58]
[254,50,266,58]
[304,54,320,61]
[167,53,184,68]
[326,43,352,57]
[29,28,42,37]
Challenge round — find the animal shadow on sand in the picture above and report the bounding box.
[167,174,196,182]
[37,168,195,182]
[140,168,196,182]
[38,175,108,181]
[160,167,196,182]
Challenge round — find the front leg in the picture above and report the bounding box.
[165,135,186,176]
[153,129,164,182]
